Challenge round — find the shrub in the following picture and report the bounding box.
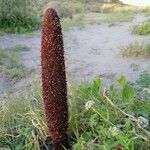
[65,1,85,14]
[101,3,135,13]
[85,13,133,25]
[46,1,73,19]
[101,3,116,13]
[0,0,40,33]
[136,71,150,88]
[141,7,150,15]
[121,42,150,57]
[62,14,85,31]
[133,21,150,35]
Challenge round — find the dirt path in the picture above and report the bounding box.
[0,15,150,95]
[65,15,150,83]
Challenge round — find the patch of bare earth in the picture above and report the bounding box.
[0,15,150,96]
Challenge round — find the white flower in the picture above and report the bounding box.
[143,88,150,94]
[85,100,95,110]
[138,116,149,128]
[109,126,121,136]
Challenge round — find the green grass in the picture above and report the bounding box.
[0,76,149,149]
[141,7,150,16]
[85,12,134,25]
[70,77,150,149]
[0,31,6,36]
[7,45,30,52]
[62,14,85,31]
[0,81,47,150]
[132,21,150,35]
[61,12,134,31]
[120,42,150,57]
[60,1,135,30]
[100,3,137,14]
[0,45,30,81]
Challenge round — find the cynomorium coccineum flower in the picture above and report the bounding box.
[41,8,68,150]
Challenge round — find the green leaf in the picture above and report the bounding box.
[91,78,101,96]
[70,112,78,132]
[82,132,92,141]
[123,85,135,101]
[19,127,32,133]
[118,76,126,88]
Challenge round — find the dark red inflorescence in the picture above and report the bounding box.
[117,144,123,150]
[41,8,68,150]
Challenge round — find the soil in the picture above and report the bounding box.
[39,137,54,150]
[39,136,74,150]
[0,14,150,96]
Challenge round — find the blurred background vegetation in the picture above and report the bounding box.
[0,0,41,33]
[0,0,150,33]
[0,0,140,33]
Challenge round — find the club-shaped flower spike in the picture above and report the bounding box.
[41,8,69,150]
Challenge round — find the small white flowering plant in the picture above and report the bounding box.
[85,100,95,110]
[138,116,149,128]
[71,76,150,150]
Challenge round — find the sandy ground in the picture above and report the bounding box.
[0,14,150,96]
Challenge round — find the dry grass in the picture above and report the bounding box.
[0,45,30,81]
[121,42,150,57]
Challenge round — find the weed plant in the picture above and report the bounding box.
[121,42,150,57]
[132,21,150,35]
[0,76,149,149]
[133,21,150,35]
[0,45,30,81]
